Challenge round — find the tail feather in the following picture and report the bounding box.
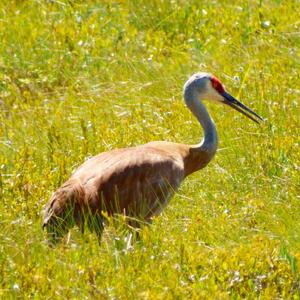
[42,178,85,230]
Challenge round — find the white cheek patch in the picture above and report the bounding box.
[204,82,224,103]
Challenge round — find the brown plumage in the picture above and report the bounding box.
[42,73,262,243]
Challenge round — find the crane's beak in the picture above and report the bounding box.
[221,91,263,124]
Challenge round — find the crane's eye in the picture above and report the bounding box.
[210,76,225,94]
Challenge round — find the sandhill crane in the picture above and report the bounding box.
[42,72,263,244]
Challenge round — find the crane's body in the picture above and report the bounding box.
[42,72,262,243]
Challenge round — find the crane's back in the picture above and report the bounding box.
[71,142,187,216]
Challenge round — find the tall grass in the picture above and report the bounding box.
[0,0,299,298]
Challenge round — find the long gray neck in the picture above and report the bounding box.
[184,89,218,154]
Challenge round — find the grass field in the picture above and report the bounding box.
[0,0,299,298]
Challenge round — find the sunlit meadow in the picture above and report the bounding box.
[0,0,299,298]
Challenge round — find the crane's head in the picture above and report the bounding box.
[183,72,263,123]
